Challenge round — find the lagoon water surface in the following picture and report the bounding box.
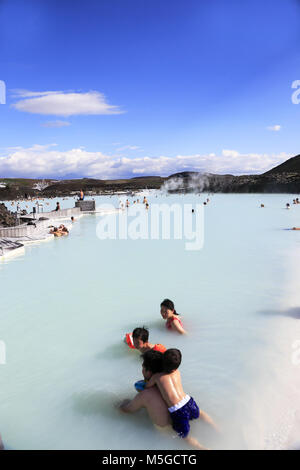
[0,193,300,450]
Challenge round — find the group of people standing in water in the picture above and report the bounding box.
[120,299,217,450]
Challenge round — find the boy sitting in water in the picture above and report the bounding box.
[125,327,166,353]
[145,348,217,447]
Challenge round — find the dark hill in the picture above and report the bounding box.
[0,203,18,227]
[264,154,300,175]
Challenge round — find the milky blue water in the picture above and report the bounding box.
[0,193,300,450]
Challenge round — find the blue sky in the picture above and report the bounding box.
[0,0,300,178]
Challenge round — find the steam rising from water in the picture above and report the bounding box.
[162,173,211,193]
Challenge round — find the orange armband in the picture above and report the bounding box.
[125,333,135,349]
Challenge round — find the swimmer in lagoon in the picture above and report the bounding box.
[119,350,171,429]
[160,299,186,334]
[60,226,69,235]
[126,327,166,353]
[52,201,61,212]
[145,349,217,449]
[49,225,69,236]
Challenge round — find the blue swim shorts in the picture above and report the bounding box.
[169,395,200,438]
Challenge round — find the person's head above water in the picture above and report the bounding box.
[141,350,163,378]
[132,327,149,349]
[160,298,178,319]
[163,348,182,374]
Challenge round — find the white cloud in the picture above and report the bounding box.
[0,145,291,179]
[222,149,240,158]
[41,120,71,128]
[267,125,281,132]
[11,90,124,116]
[116,145,141,152]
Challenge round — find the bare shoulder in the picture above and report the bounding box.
[151,372,164,383]
[158,373,173,385]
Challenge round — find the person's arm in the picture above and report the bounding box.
[119,393,144,414]
[172,318,186,335]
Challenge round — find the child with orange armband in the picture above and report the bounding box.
[124,327,166,353]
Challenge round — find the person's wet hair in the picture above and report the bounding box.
[142,350,163,374]
[163,349,182,374]
[132,327,149,343]
[160,299,179,315]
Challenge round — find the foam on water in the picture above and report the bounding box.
[0,193,300,449]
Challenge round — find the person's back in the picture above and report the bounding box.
[138,387,171,428]
[153,369,185,407]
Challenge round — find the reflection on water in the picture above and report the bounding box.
[260,307,300,320]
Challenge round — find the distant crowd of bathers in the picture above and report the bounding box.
[119,196,149,210]
[119,299,218,450]
[259,197,300,230]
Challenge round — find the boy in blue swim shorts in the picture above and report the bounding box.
[168,394,200,438]
[145,349,217,449]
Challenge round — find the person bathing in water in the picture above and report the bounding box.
[125,327,166,353]
[119,350,171,429]
[145,349,217,449]
[119,350,209,449]
[160,299,186,334]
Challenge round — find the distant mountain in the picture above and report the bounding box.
[166,154,300,193]
[168,171,201,179]
[264,154,300,175]
[1,154,300,199]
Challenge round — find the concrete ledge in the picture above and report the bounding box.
[75,200,96,211]
[0,219,50,238]
[23,207,81,220]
